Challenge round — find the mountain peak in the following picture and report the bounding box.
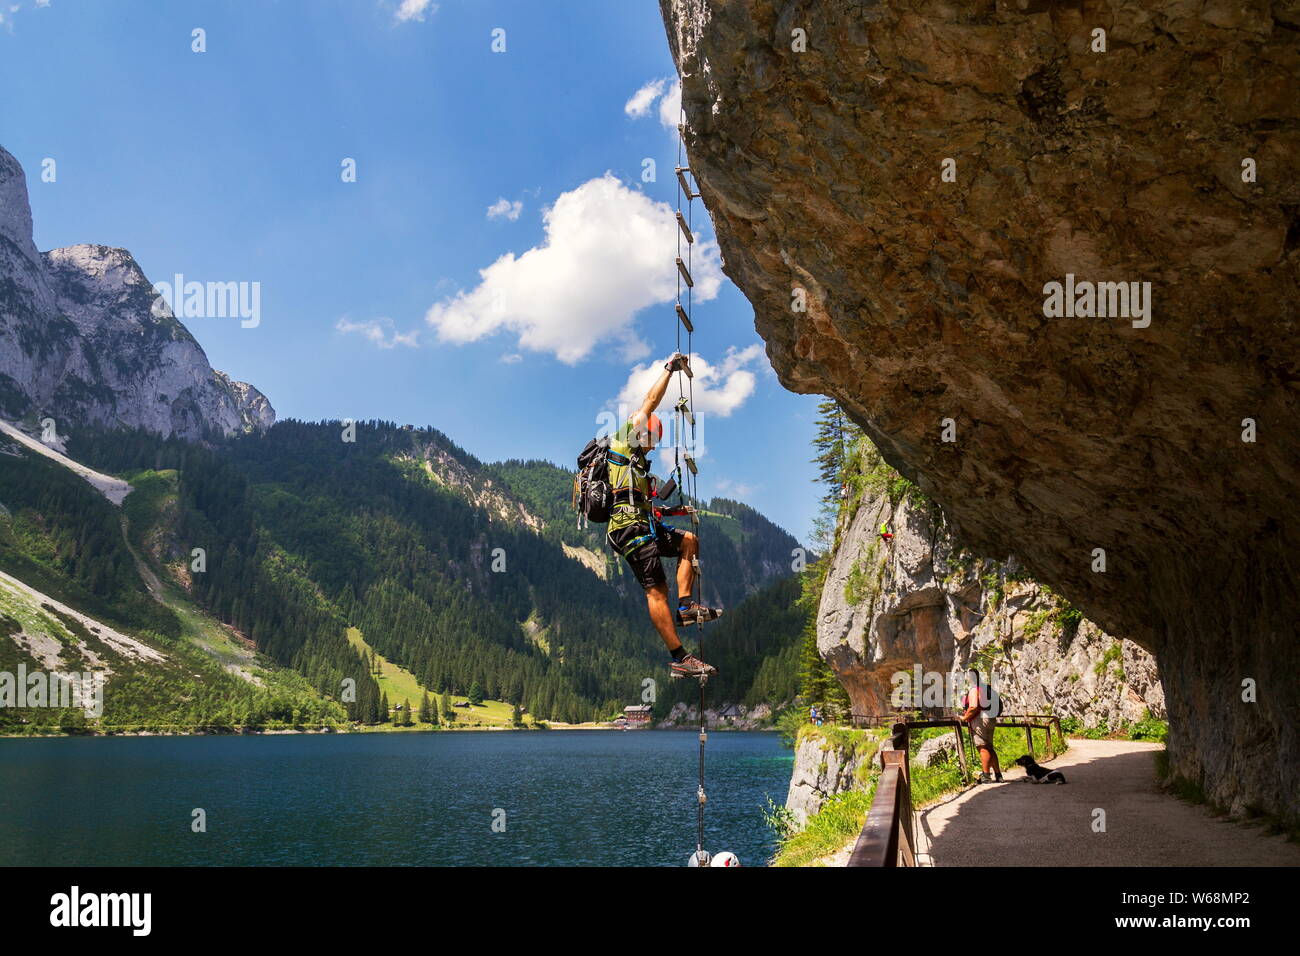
[0,145,274,439]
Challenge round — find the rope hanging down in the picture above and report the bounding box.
[675,109,709,864]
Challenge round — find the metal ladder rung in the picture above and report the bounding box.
[675,258,694,288]
[676,211,694,244]
[684,452,697,475]
[675,303,694,334]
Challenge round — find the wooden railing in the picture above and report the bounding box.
[846,713,1065,867]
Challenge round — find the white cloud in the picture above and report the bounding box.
[614,345,765,420]
[624,79,665,118]
[657,78,682,130]
[486,197,523,221]
[425,173,722,364]
[713,477,758,498]
[394,0,436,23]
[624,76,682,131]
[500,352,523,364]
[335,316,420,349]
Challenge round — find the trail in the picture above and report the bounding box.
[916,739,1300,866]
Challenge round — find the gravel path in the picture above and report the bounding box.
[916,739,1300,866]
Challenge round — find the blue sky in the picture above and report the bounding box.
[0,0,823,543]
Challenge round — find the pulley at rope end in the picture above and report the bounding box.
[697,786,707,806]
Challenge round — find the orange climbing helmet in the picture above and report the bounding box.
[647,413,664,442]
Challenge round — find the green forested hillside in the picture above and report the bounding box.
[47,419,804,724]
[0,449,352,732]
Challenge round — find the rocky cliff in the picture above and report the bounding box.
[0,145,273,439]
[818,473,1165,731]
[785,725,879,826]
[661,0,1298,820]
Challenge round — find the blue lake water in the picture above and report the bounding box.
[0,730,793,866]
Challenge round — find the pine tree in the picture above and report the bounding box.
[811,399,847,491]
[419,691,432,724]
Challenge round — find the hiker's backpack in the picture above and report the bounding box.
[574,436,613,523]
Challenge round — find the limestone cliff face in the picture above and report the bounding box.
[0,146,273,439]
[784,726,878,826]
[818,487,1164,730]
[661,0,1298,818]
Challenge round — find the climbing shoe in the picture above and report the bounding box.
[994,772,1004,782]
[670,653,717,680]
[675,602,723,626]
[976,772,992,784]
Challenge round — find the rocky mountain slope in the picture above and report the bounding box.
[0,145,273,439]
[661,0,1298,820]
[818,477,1165,730]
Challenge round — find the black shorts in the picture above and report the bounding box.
[608,522,686,590]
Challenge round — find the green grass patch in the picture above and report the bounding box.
[771,786,877,868]
[346,627,524,730]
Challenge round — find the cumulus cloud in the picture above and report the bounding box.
[394,0,436,23]
[624,77,682,131]
[624,79,665,118]
[713,477,758,498]
[486,197,523,221]
[614,345,765,420]
[335,316,420,349]
[425,173,723,364]
[657,78,682,130]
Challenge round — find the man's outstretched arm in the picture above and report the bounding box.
[633,353,689,426]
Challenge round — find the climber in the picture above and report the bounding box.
[879,520,894,542]
[607,352,722,679]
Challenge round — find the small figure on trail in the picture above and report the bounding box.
[879,520,893,542]
[607,352,722,679]
[960,667,1002,783]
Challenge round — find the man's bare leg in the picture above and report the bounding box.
[676,532,698,603]
[646,584,683,654]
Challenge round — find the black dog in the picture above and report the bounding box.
[1014,754,1067,784]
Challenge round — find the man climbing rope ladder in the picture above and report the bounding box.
[607,352,723,679]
